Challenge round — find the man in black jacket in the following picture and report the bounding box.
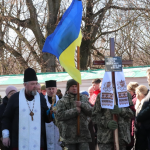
[136,68,150,149]
[1,68,51,150]
[0,86,17,150]
[136,68,150,121]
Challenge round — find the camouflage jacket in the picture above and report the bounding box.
[56,93,93,144]
[92,93,134,144]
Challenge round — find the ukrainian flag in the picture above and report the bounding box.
[42,0,82,84]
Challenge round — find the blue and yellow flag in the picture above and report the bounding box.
[42,0,82,84]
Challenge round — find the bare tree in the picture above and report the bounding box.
[0,0,150,75]
[81,0,150,69]
[0,0,61,73]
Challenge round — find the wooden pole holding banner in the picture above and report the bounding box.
[77,46,80,136]
[110,38,119,150]
[92,38,133,150]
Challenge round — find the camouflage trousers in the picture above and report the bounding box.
[98,140,126,150]
[65,143,89,150]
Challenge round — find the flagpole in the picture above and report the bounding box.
[77,46,80,136]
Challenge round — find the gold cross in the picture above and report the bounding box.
[29,111,34,121]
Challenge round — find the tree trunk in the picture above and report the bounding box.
[41,0,61,72]
[0,27,5,75]
[42,53,56,72]
[80,39,91,70]
[0,0,5,75]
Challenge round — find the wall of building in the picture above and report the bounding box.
[0,77,148,98]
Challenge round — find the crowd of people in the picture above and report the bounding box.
[0,67,150,150]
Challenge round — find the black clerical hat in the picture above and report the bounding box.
[45,80,57,88]
[24,68,38,82]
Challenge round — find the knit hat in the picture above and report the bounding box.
[41,84,46,90]
[5,85,17,96]
[127,82,139,92]
[66,79,77,92]
[45,80,56,88]
[24,68,38,82]
[80,91,89,97]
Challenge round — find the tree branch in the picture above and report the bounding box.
[0,40,28,68]
[46,0,61,36]
[0,15,31,28]
[91,0,113,38]
[93,5,150,18]
[110,5,150,11]
[3,23,41,64]
[91,46,105,58]
[25,0,45,50]
[93,13,142,43]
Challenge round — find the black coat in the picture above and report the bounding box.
[0,96,9,138]
[136,92,150,122]
[1,92,49,149]
[0,96,11,150]
[135,92,150,150]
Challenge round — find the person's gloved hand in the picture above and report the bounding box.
[107,120,118,130]
[111,105,122,115]
[75,101,81,107]
[76,107,81,113]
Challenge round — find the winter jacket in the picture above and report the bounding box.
[1,92,49,149]
[92,93,134,144]
[135,91,150,150]
[56,93,93,144]
[0,96,9,137]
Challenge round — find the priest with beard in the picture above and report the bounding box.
[45,80,62,150]
[1,68,51,150]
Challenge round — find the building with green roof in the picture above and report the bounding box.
[0,66,149,97]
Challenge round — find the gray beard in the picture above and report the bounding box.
[30,90,37,96]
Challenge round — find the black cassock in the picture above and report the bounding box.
[1,92,50,149]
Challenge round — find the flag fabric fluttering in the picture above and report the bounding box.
[42,0,82,84]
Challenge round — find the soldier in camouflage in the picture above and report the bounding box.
[92,92,134,150]
[56,79,92,150]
